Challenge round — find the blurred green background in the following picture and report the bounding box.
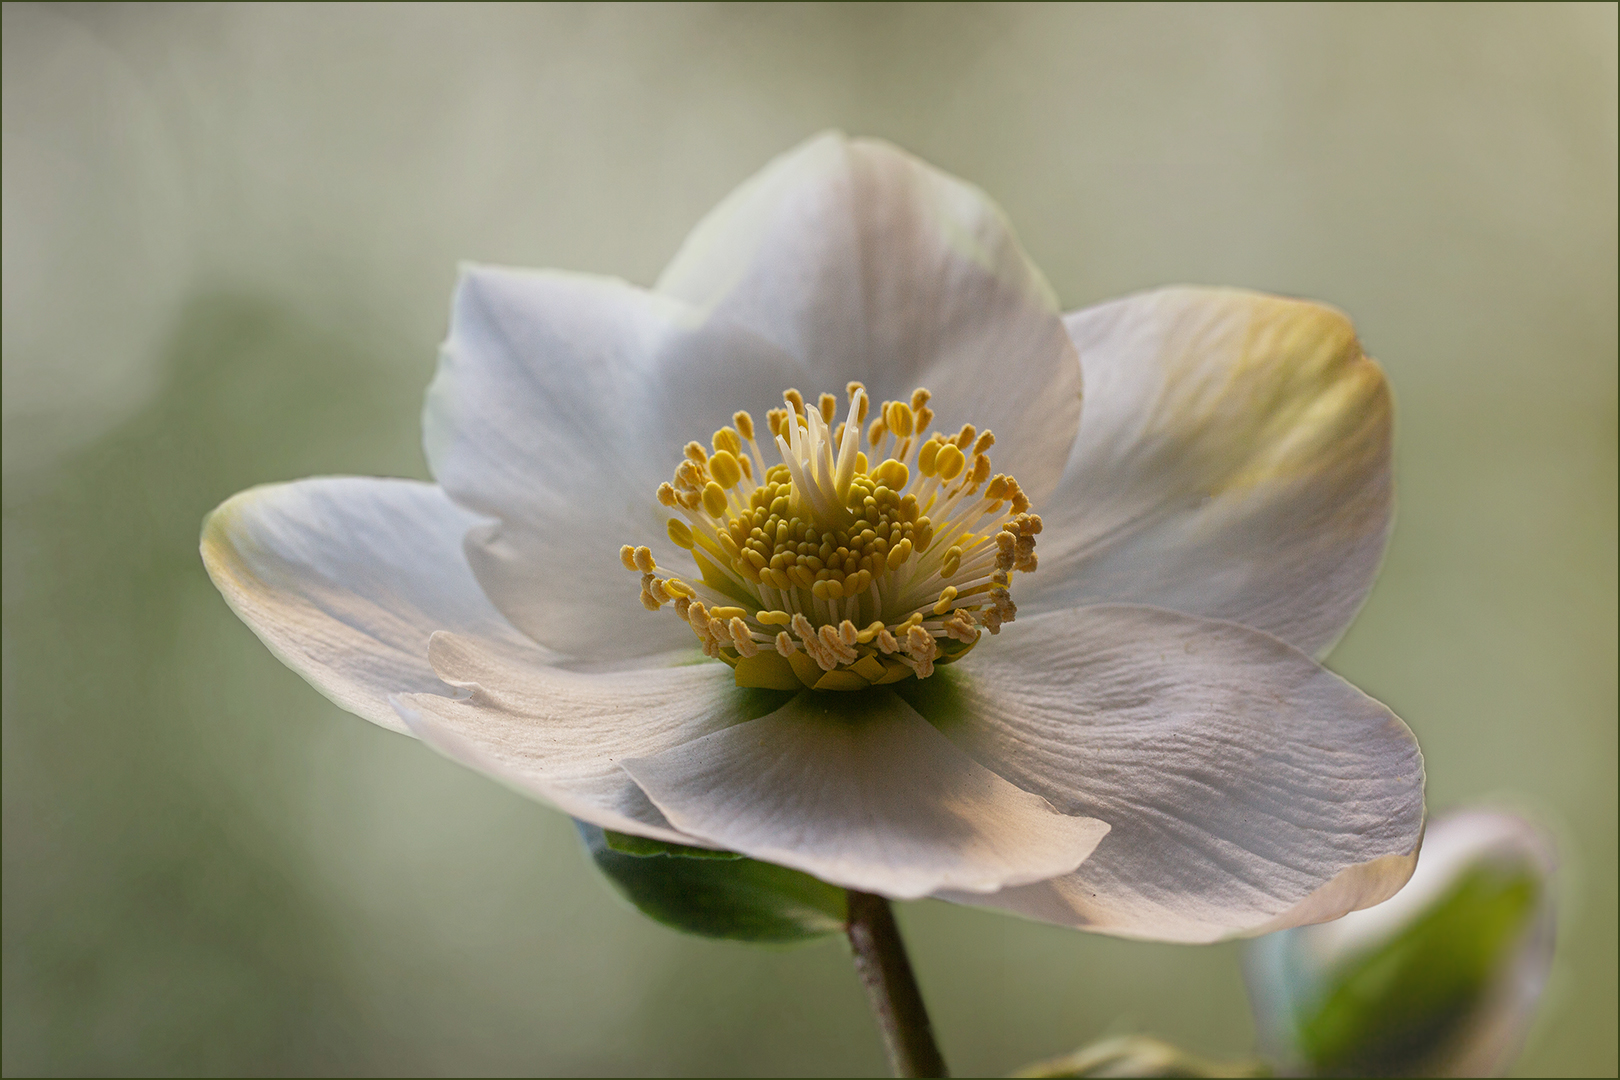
[3,3,1614,1076]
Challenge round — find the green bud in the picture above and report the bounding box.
[1245,808,1556,1077]
[576,822,847,943]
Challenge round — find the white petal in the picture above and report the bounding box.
[924,604,1424,943]
[1024,288,1392,656]
[392,631,779,844]
[426,265,807,661]
[656,131,1081,502]
[620,689,1109,899]
[200,477,534,735]
[1298,809,1554,958]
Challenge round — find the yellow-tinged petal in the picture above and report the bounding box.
[1027,287,1392,657]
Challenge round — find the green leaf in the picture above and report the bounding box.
[576,822,848,943]
[602,829,743,859]
[1296,865,1540,1076]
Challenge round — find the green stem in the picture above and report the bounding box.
[845,890,948,1078]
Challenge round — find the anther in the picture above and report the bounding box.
[619,545,638,571]
[685,441,708,465]
[943,610,979,643]
[701,482,728,518]
[819,623,857,665]
[819,393,837,424]
[872,458,909,490]
[935,443,966,481]
[734,411,755,441]
[633,546,657,574]
[667,518,695,548]
[971,453,991,486]
[905,625,938,678]
[887,402,915,438]
[729,617,759,657]
[709,450,742,489]
[784,389,806,417]
[917,438,942,476]
[687,601,710,633]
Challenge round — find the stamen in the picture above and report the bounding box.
[624,384,1041,689]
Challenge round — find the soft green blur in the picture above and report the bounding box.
[3,3,1614,1076]
[1298,866,1541,1076]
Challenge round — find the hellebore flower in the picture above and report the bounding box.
[1244,807,1557,1077]
[202,132,1424,942]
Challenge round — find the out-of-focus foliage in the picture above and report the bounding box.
[4,4,1614,1076]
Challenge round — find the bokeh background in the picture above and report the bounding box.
[4,3,1615,1075]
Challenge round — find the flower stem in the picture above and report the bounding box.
[845,890,948,1078]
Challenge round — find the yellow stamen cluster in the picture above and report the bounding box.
[622,384,1041,691]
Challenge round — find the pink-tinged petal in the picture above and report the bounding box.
[201,477,533,735]
[923,604,1423,943]
[620,688,1109,899]
[1025,288,1391,656]
[657,132,1081,503]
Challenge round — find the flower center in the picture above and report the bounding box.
[621,384,1040,691]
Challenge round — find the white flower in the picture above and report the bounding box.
[1244,808,1557,1076]
[201,132,1424,941]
